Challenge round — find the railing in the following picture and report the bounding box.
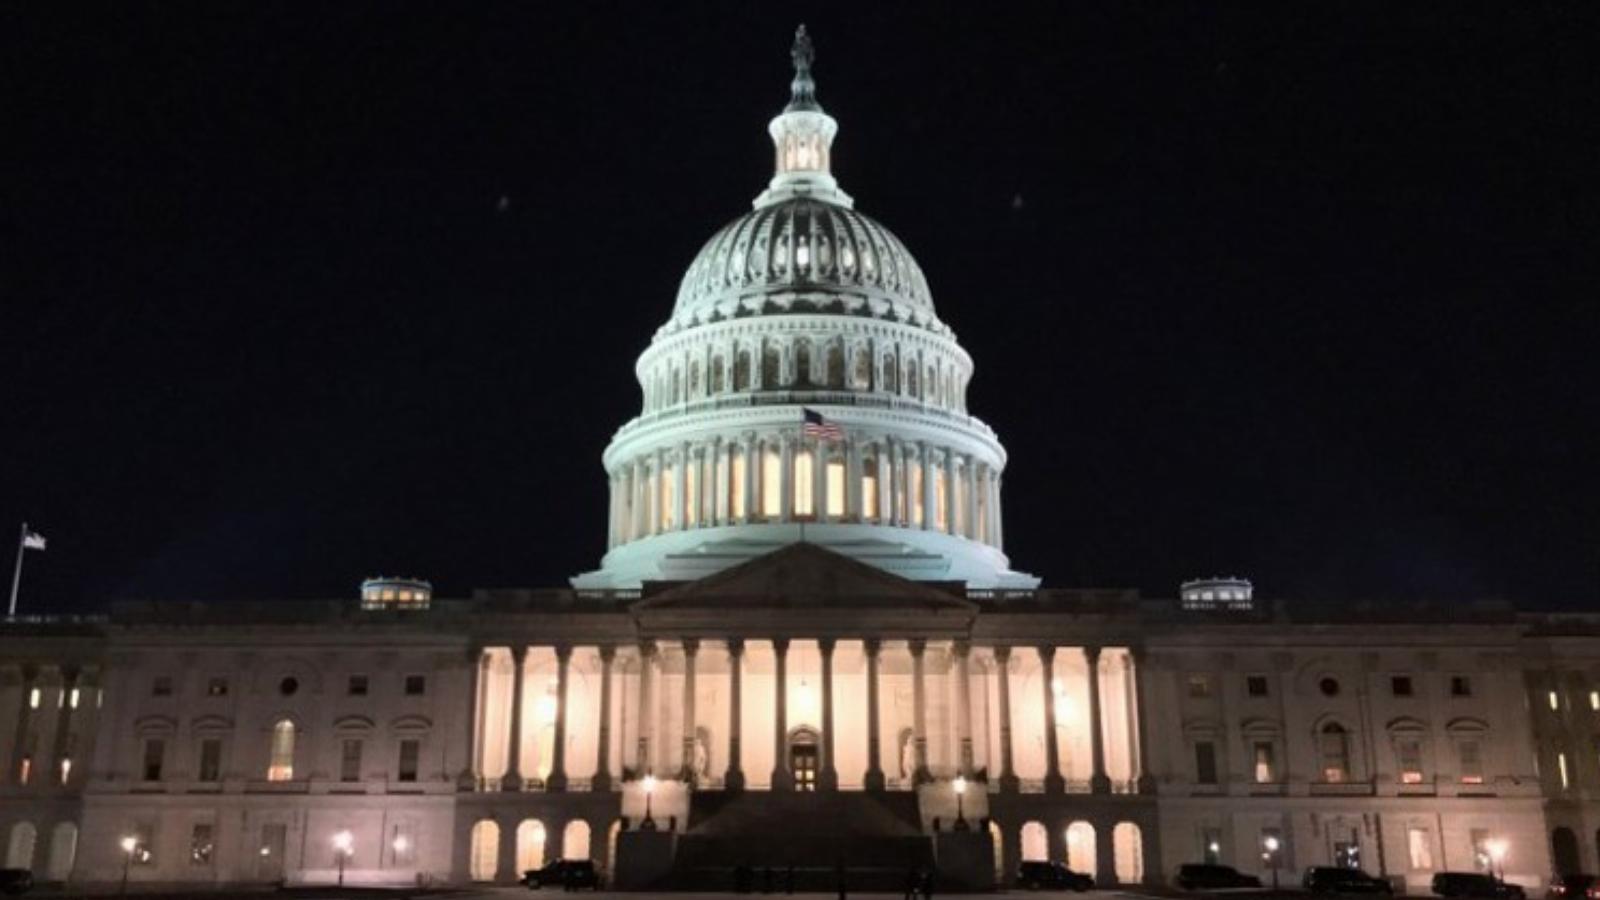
[613,391,999,442]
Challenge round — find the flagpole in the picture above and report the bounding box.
[7,522,26,617]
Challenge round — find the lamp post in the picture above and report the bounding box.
[1486,839,1508,885]
[640,774,658,831]
[332,830,353,886]
[1262,835,1281,891]
[953,775,970,831]
[392,835,409,863]
[119,836,137,896]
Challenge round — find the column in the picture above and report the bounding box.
[864,639,885,791]
[964,455,979,539]
[593,646,615,792]
[813,441,828,521]
[636,642,656,774]
[1130,647,1156,794]
[779,436,794,521]
[7,668,35,786]
[943,447,957,534]
[876,443,891,524]
[714,437,729,524]
[458,647,484,790]
[995,647,1019,793]
[679,639,699,783]
[894,440,909,526]
[920,443,936,531]
[741,436,757,524]
[1039,645,1064,794]
[502,645,528,791]
[910,640,931,784]
[649,449,664,534]
[676,445,689,530]
[606,474,618,548]
[993,473,1004,549]
[819,639,838,791]
[547,645,571,791]
[725,640,745,791]
[954,641,975,775]
[1085,646,1110,794]
[771,638,792,791]
[846,438,863,521]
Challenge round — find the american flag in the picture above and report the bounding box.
[801,407,844,441]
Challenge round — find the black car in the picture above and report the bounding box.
[522,859,600,890]
[0,870,33,897]
[1433,872,1526,899]
[1176,863,1264,891]
[1305,866,1393,894]
[1017,861,1094,891]
[1548,875,1599,900]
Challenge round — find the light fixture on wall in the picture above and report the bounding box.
[640,774,659,832]
[332,830,354,886]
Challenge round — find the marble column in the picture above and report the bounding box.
[636,642,656,774]
[995,647,1019,793]
[919,443,936,530]
[814,441,828,520]
[1085,646,1111,794]
[819,639,838,791]
[459,647,485,790]
[592,646,615,792]
[846,438,863,520]
[954,641,975,775]
[547,645,571,791]
[910,640,932,784]
[679,639,699,783]
[1129,647,1157,794]
[676,444,689,530]
[943,448,957,534]
[864,639,885,791]
[771,639,792,791]
[725,640,745,791]
[502,646,528,792]
[1039,645,1064,794]
[741,435,757,523]
[779,436,794,521]
[876,443,891,524]
[993,473,1005,550]
[964,456,980,539]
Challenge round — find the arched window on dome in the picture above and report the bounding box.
[734,351,752,392]
[761,346,781,390]
[851,348,871,390]
[689,361,702,400]
[882,357,897,393]
[826,343,845,390]
[794,338,812,387]
[710,356,726,395]
[906,364,919,400]
[926,366,937,404]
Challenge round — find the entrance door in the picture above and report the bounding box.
[791,744,818,791]
[1333,829,1361,869]
[257,824,287,882]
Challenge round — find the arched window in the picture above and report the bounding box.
[861,452,880,521]
[761,346,781,389]
[793,450,815,518]
[881,358,897,393]
[267,720,295,781]
[710,357,725,394]
[47,822,77,881]
[516,819,546,873]
[670,369,682,404]
[1114,822,1144,885]
[906,364,919,399]
[6,822,36,870]
[1319,723,1351,783]
[1066,821,1096,877]
[1020,821,1048,863]
[689,361,702,399]
[733,352,751,391]
[563,820,592,862]
[926,366,937,403]
[1553,827,1581,876]
[851,350,870,390]
[795,339,812,386]
[469,820,499,882]
[826,343,845,389]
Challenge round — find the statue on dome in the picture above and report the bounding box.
[787,24,819,111]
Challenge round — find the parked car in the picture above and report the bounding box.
[0,869,33,897]
[1547,875,1599,900]
[522,859,600,890]
[1017,860,1094,891]
[1305,866,1394,894]
[1176,863,1264,891]
[1433,872,1526,899]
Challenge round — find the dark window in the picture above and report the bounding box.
[1246,676,1270,697]
[348,675,368,696]
[142,738,165,781]
[1195,741,1219,785]
[198,739,222,782]
[190,823,214,865]
[340,739,363,782]
[1187,675,1212,698]
[1320,677,1341,697]
[1451,676,1473,697]
[206,678,228,697]
[398,739,420,782]
[152,676,173,697]
[1391,676,1414,697]
[278,676,298,696]
[404,675,426,696]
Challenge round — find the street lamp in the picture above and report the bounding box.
[392,835,410,860]
[332,830,353,886]
[640,774,658,831]
[1262,835,1281,891]
[119,836,137,896]
[1486,839,1508,884]
[952,775,970,831]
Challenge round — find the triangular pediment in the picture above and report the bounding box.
[632,542,976,613]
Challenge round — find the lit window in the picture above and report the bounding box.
[190,823,214,866]
[861,470,879,520]
[68,687,80,708]
[907,465,924,527]
[659,468,676,531]
[1590,690,1599,711]
[760,448,781,517]
[1470,829,1492,873]
[267,720,295,781]
[1253,741,1275,783]
[1320,723,1351,782]
[933,466,947,531]
[730,453,747,519]
[793,451,814,517]
[685,464,699,528]
[18,756,31,785]
[826,459,845,517]
[1549,690,1561,711]
[1558,751,1571,789]
[1398,739,1424,784]
[1407,826,1434,870]
[1458,739,1484,784]
[1186,675,1212,699]
[28,688,40,709]
[59,757,71,785]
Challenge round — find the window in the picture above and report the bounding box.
[27,687,41,709]
[404,675,426,696]
[59,756,72,785]
[340,739,363,782]
[1470,829,1492,873]
[826,459,846,518]
[18,755,31,785]
[1253,741,1276,783]
[278,677,298,696]
[131,825,155,866]
[206,678,228,697]
[1398,739,1424,784]
[760,447,781,517]
[190,824,214,866]
[1549,690,1561,711]
[398,739,420,783]
[1458,739,1484,784]
[1187,675,1213,699]
[1261,827,1284,867]
[391,822,417,866]
[1391,676,1414,697]
[730,453,747,519]
[1451,676,1473,697]
[68,687,80,708]
[1590,690,1599,711]
[347,675,369,696]
[1246,676,1269,697]
[793,450,814,517]
[1319,723,1351,782]
[862,468,879,521]
[198,739,222,782]
[152,676,173,697]
[1319,677,1341,697]
[1407,826,1435,870]
[1195,741,1218,785]
[142,738,165,781]
[1558,751,1571,789]
[267,720,295,781]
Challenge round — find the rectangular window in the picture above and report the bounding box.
[825,459,846,517]
[1451,675,1473,697]
[1590,690,1599,711]
[730,453,747,519]
[1558,751,1571,789]
[862,470,879,520]
[1470,829,1492,873]
[760,447,781,517]
[1261,827,1284,867]
[1187,675,1212,699]
[198,739,222,782]
[190,823,215,865]
[1195,741,1218,785]
[68,687,80,708]
[152,676,173,697]
[908,464,924,527]
[206,678,228,697]
[59,756,72,785]
[658,467,676,531]
[404,675,426,696]
[143,739,165,781]
[348,675,369,696]
[341,739,363,783]
[1246,675,1269,697]
[398,739,420,783]
[18,756,31,785]
[1458,739,1484,784]
[1407,826,1435,870]
[685,463,698,528]
[1549,690,1562,711]
[1398,739,1424,783]
[1391,675,1414,697]
[793,451,814,516]
[27,687,41,709]
[132,825,155,866]
[933,467,948,531]
[1253,741,1276,783]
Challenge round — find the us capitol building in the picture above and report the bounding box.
[3,28,1598,892]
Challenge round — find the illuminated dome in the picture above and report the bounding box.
[573,26,1038,591]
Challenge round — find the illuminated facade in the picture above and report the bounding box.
[0,26,1588,893]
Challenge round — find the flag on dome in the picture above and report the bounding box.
[22,529,45,551]
[802,408,844,441]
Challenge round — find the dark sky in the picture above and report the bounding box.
[4,3,1596,611]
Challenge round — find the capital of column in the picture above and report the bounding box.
[553,644,573,662]
[510,645,529,664]
[772,638,790,655]
[639,640,658,660]
[1036,644,1055,663]
[682,638,700,656]
[1083,645,1102,664]
[599,645,617,664]
[953,640,972,660]
[908,639,927,657]
[726,638,745,658]
[818,638,836,656]
[993,645,1012,664]
[863,638,882,658]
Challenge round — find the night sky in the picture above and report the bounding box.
[4,4,1596,611]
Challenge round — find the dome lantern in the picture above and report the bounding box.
[756,25,853,210]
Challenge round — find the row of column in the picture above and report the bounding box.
[3,665,90,789]
[607,434,1003,551]
[474,641,1147,795]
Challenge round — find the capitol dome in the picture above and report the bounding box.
[573,26,1038,592]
